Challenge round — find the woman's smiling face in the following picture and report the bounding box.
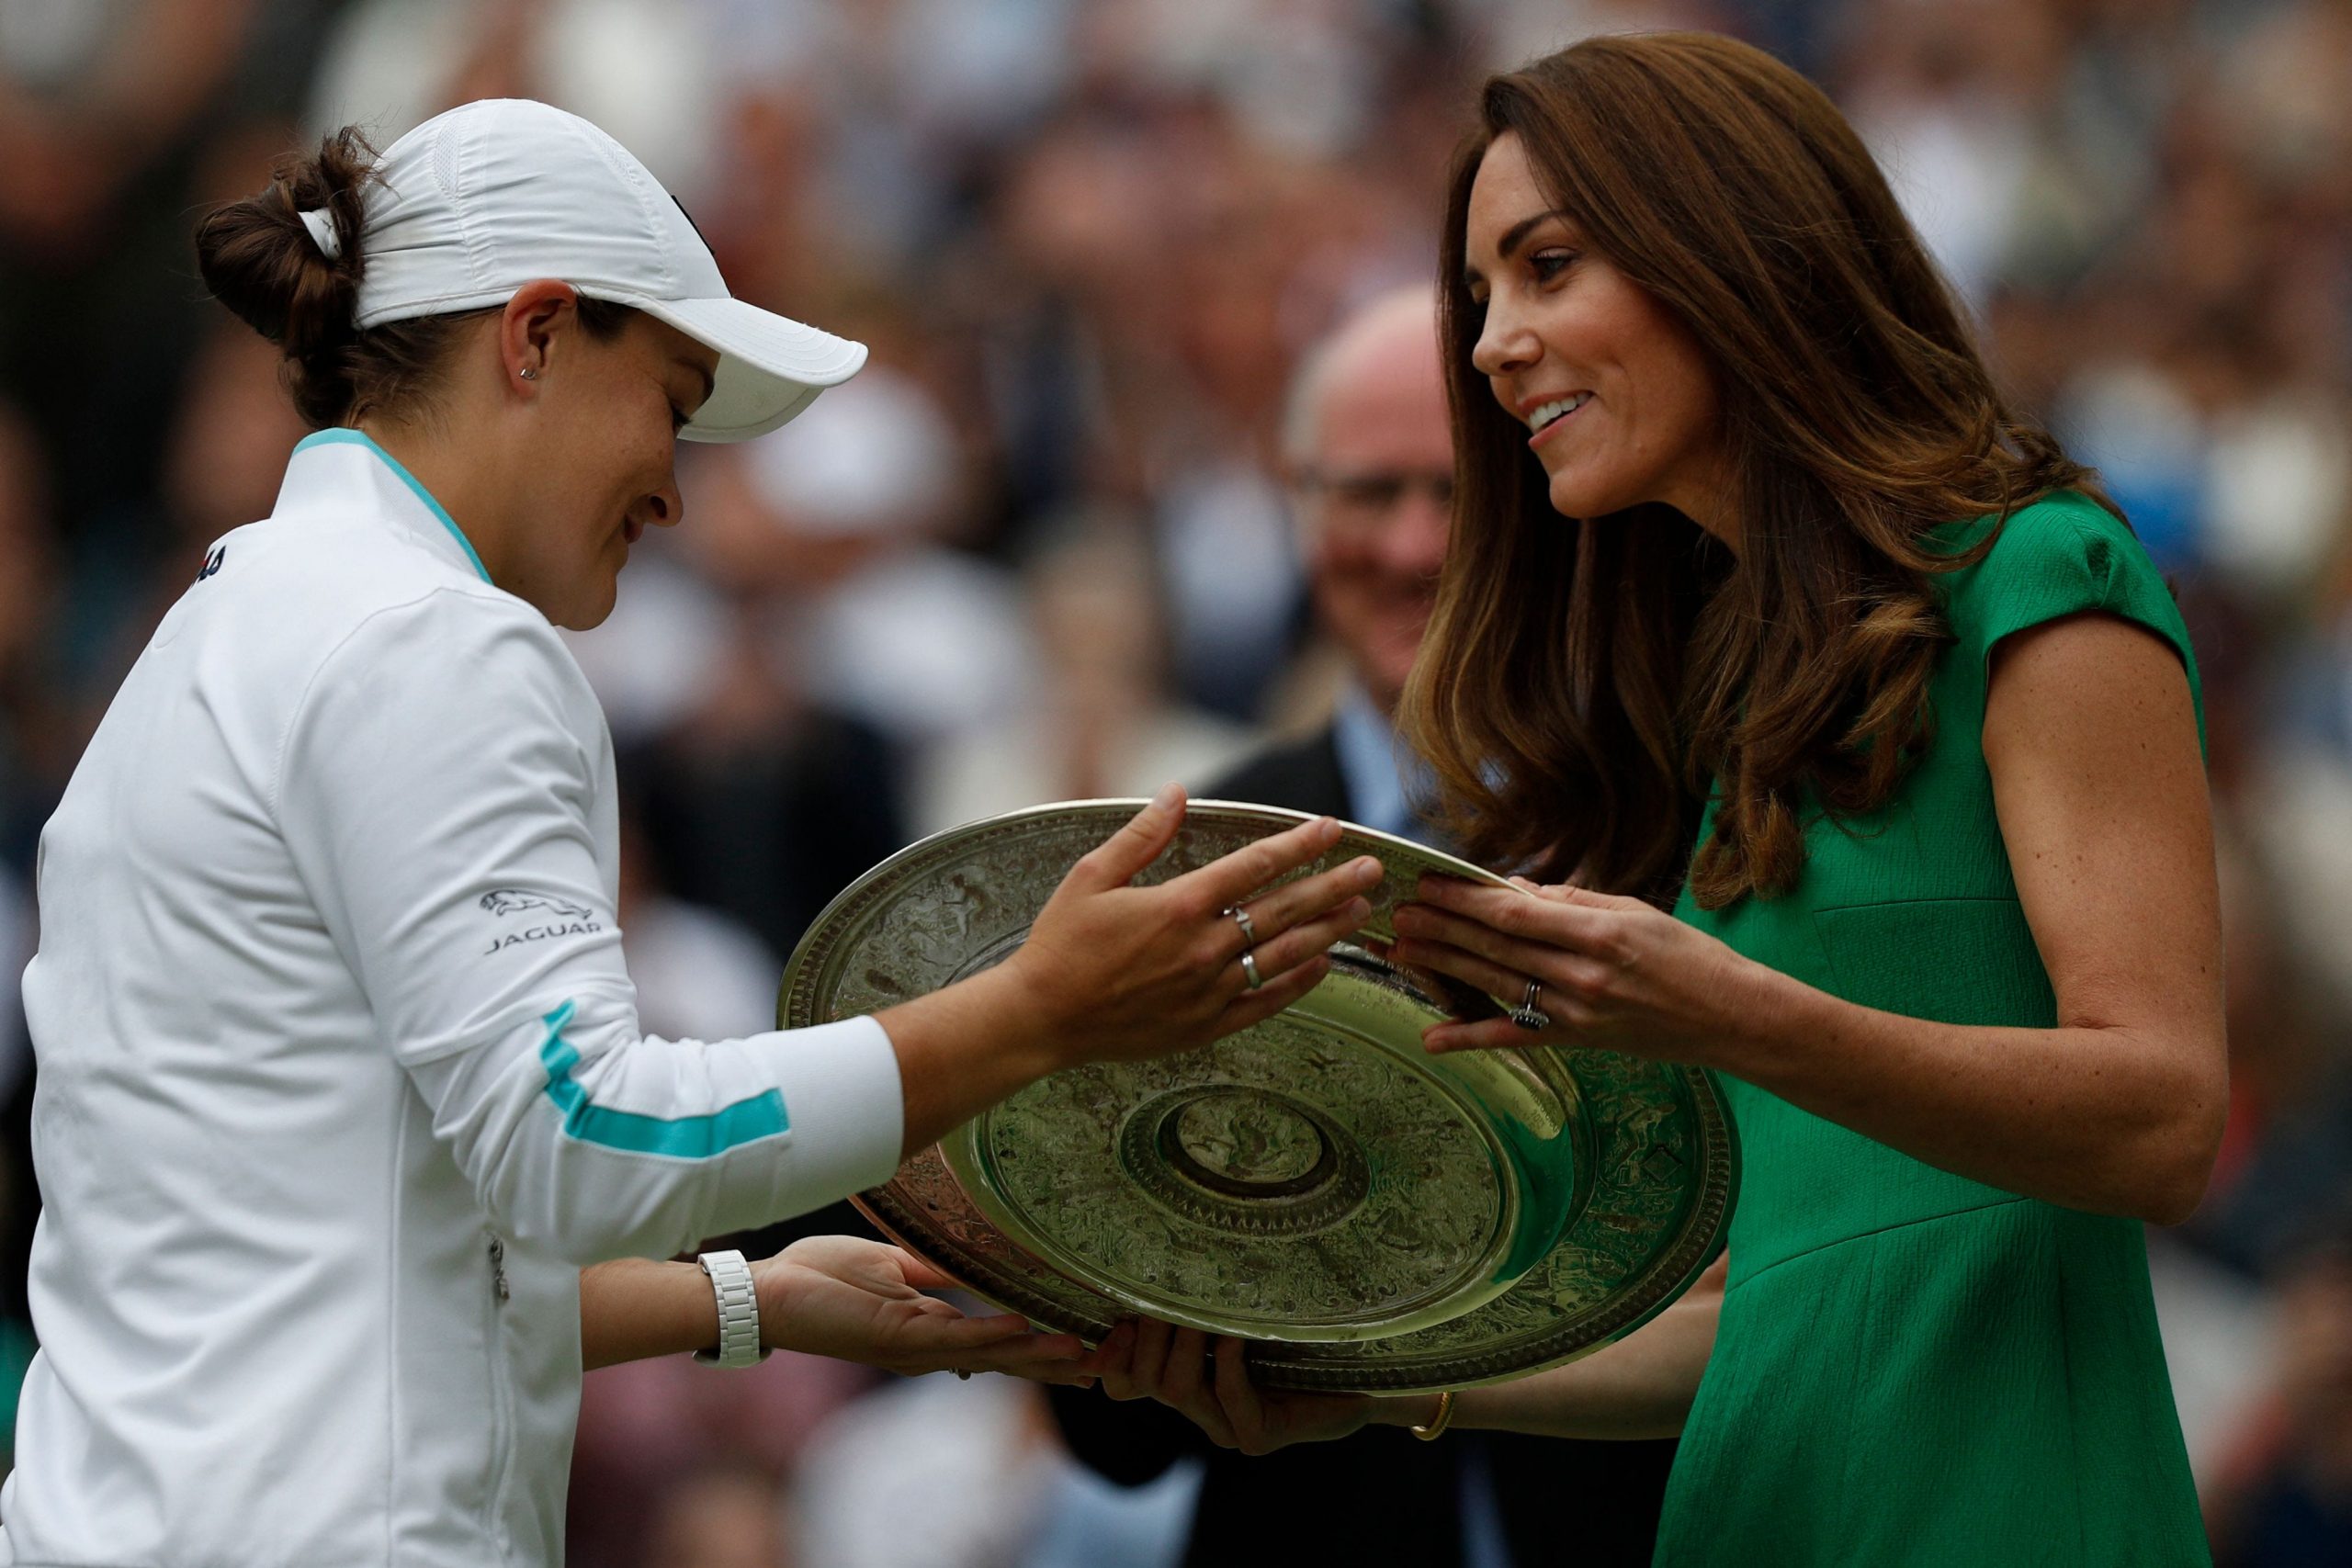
[1463,132,1734,542]
[507,304,718,630]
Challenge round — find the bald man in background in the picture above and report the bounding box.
[1046,288,1679,1567]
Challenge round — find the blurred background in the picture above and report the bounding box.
[1,0,2348,1562]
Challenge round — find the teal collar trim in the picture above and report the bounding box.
[536,999,791,1158]
[293,427,492,584]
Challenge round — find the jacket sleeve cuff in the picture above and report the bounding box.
[752,1015,905,1210]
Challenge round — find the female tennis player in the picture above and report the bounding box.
[0,99,1378,1566]
[1091,34,2223,1563]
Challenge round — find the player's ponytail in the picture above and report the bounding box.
[195,127,377,429]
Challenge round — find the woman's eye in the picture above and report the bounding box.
[1531,249,1577,284]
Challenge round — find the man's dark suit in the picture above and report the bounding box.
[1047,728,1679,1568]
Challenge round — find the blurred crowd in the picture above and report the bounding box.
[1,0,2348,1562]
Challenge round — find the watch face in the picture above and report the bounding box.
[782,798,1737,1393]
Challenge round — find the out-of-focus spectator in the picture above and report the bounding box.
[789,1372,1069,1568]
[2205,1214,2352,1565]
[608,584,908,967]
[691,362,1035,750]
[0,0,333,563]
[914,526,1255,832]
[307,0,724,197]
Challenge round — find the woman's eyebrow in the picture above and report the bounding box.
[1464,209,1575,287]
[1498,209,1572,261]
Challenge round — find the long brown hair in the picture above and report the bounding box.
[1403,32,2112,908]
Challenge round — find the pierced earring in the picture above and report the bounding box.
[519,367,539,381]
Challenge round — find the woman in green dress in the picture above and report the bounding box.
[1088,31,2222,1564]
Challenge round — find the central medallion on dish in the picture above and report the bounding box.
[1122,1085,1370,1235]
[946,999,1544,1341]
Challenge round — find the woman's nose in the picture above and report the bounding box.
[1471,298,1537,379]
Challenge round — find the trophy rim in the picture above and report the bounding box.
[787,798,1740,1393]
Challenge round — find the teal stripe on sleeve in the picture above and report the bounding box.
[536,1000,790,1157]
[293,427,492,583]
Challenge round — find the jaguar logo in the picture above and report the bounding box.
[480,889,594,920]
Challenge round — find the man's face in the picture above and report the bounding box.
[1293,305,1453,714]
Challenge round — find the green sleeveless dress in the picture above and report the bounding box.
[1650,493,2211,1565]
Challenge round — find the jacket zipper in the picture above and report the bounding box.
[484,1232,516,1554]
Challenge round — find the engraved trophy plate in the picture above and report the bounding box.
[780,800,1737,1392]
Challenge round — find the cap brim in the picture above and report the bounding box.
[632,295,868,443]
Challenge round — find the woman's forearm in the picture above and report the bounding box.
[1713,963,2221,1224]
[1366,1254,1724,1440]
[580,1258,719,1371]
[876,965,1063,1160]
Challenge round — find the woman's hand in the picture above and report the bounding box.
[1081,1318,1380,1455]
[883,785,1384,1156]
[998,785,1385,1069]
[1389,874,1758,1063]
[752,1236,1092,1385]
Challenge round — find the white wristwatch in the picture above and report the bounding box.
[693,1249,768,1368]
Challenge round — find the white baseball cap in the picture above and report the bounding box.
[330,98,865,442]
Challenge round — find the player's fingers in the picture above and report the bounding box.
[1177,814,1342,909]
[955,1329,1088,1366]
[1213,954,1330,1035]
[894,1253,966,1293]
[1068,784,1187,891]
[1241,897,1372,988]
[1228,856,1385,952]
[923,1312,1054,1349]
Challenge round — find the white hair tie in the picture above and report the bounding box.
[298,207,343,261]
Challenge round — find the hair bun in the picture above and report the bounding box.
[194,127,377,426]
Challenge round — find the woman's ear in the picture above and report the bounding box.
[498,279,580,386]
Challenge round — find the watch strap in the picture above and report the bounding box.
[693,1249,768,1368]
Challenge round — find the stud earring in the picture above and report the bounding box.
[519,367,539,380]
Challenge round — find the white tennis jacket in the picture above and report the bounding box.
[3,430,905,1565]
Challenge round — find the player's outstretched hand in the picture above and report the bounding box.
[754,1236,1092,1386]
[1005,784,1386,1072]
